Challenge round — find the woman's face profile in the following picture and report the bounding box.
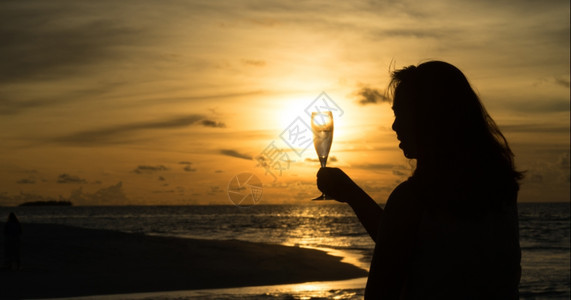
[392,92,419,159]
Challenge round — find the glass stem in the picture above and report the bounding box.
[319,155,328,168]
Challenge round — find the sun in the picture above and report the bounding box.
[277,97,309,130]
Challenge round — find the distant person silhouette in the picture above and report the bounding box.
[317,61,522,299]
[4,212,22,270]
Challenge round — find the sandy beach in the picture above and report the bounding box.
[0,223,367,299]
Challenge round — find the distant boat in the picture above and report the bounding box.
[19,201,73,207]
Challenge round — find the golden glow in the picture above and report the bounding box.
[276,96,312,130]
[0,1,568,205]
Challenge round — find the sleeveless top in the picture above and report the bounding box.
[365,178,521,299]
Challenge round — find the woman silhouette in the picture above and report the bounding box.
[317,61,522,299]
[4,212,22,270]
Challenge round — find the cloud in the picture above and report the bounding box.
[558,152,570,169]
[57,173,88,184]
[133,165,168,174]
[54,115,225,146]
[201,119,226,128]
[521,150,570,187]
[220,149,253,160]
[248,18,279,27]
[376,28,452,39]
[554,76,570,88]
[135,90,265,106]
[511,99,571,113]
[241,59,266,66]
[183,165,197,172]
[179,161,197,172]
[152,189,175,194]
[0,83,124,116]
[392,170,409,176]
[305,156,337,163]
[17,178,36,184]
[355,87,389,105]
[68,182,129,205]
[0,3,143,83]
[184,165,197,172]
[500,124,570,133]
[0,89,261,116]
[528,172,544,183]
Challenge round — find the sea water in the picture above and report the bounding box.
[1,202,569,299]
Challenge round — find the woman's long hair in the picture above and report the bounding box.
[388,61,523,207]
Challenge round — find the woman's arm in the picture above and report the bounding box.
[317,167,383,240]
[347,187,383,241]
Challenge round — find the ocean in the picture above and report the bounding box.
[0,202,569,299]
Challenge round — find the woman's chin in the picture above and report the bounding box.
[401,148,418,159]
[399,143,418,159]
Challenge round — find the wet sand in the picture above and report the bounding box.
[0,223,367,299]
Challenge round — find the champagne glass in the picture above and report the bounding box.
[311,111,334,200]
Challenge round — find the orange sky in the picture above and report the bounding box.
[0,0,569,205]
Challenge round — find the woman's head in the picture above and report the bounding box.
[8,212,18,222]
[390,61,482,158]
[389,61,522,184]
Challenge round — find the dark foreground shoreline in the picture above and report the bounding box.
[0,223,367,299]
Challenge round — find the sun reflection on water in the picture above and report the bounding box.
[266,278,365,299]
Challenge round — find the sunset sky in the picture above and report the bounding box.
[1,0,569,205]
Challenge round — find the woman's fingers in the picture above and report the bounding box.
[317,167,354,201]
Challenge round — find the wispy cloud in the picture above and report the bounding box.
[16,178,36,184]
[70,182,129,205]
[0,83,124,115]
[220,149,253,160]
[183,165,197,172]
[392,169,410,176]
[201,119,226,128]
[133,165,168,174]
[53,115,224,146]
[557,152,570,169]
[135,90,266,106]
[0,3,143,83]
[57,173,88,184]
[554,76,570,88]
[355,87,389,105]
[241,59,266,67]
[488,97,570,114]
[500,124,570,133]
[305,156,337,163]
[179,161,197,172]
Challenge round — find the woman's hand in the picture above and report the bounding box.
[318,167,383,240]
[316,167,360,203]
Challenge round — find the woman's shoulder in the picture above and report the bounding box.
[385,179,420,212]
